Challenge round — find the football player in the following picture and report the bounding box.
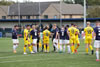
[94,21,100,61]
[12,25,19,53]
[43,25,51,52]
[23,25,34,54]
[84,22,94,55]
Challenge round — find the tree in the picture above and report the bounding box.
[87,6,100,18]
[74,0,83,5]
[63,0,100,6]
[0,0,15,5]
[63,0,75,4]
[87,0,100,5]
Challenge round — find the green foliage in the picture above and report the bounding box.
[87,6,100,18]
[75,0,83,5]
[62,0,74,4]
[0,0,15,6]
[87,0,100,5]
[63,0,100,6]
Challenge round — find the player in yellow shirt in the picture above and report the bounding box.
[43,25,51,52]
[68,23,77,54]
[29,27,33,49]
[23,25,34,54]
[84,22,94,55]
[74,25,80,53]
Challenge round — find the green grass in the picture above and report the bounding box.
[0,38,100,67]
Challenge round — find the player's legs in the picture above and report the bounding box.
[24,40,34,54]
[75,39,80,53]
[71,43,75,54]
[41,43,44,52]
[28,44,34,54]
[52,39,56,52]
[13,43,17,53]
[65,40,71,53]
[53,39,58,52]
[46,43,50,52]
[43,41,49,52]
[24,45,27,54]
[16,39,19,49]
[62,40,66,52]
[30,39,33,49]
[32,39,37,53]
[44,43,46,52]
[94,40,100,61]
[85,44,89,54]
[70,38,75,54]
[37,38,40,52]
[85,38,89,54]
[12,39,19,53]
[45,40,50,52]
[96,48,99,61]
[62,40,67,52]
[59,40,63,52]
[88,38,94,55]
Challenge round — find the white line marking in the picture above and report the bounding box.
[0,52,95,59]
[0,58,64,63]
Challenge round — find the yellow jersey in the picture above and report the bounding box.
[30,28,32,32]
[43,30,51,40]
[24,29,30,40]
[75,28,79,39]
[29,28,32,39]
[68,26,77,37]
[30,28,33,43]
[84,26,94,37]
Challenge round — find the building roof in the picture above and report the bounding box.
[0,6,8,15]
[8,2,59,16]
[52,3,84,15]
[8,2,84,16]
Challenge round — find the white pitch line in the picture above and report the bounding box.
[0,57,65,64]
[0,58,97,65]
[0,52,95,59]
[0,54,47,59]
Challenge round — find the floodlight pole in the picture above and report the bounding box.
[84,0,86,28]
[60,0,62,27]
[17,0,21,26]
[39,1,41,25]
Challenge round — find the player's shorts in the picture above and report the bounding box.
[85,36,92,44]
[30,39,33,44]
[24,39,31,45]
[53,39,58,44]
[33,39,37,44]
[12,39,19,44]
[43,39,49,44]
[83,36,85,39]
[59,40,65,45]
[94,40,100,48]
[70,37,76,44]
[40,32,43,39]
[37,37,40,43]
[65,40,70,44]
[75,38,80,44]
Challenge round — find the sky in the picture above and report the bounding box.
[11,0,60,2]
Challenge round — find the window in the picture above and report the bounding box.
[10,16,13,19]
[44,15,48,19]
[20,16,22,19]
[36,16,39,19]
[70,15,73,18]
[26,16,30,19]
[54,15,57,19]
[2,16,6,19]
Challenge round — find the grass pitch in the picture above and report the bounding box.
[0,38,100,67]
